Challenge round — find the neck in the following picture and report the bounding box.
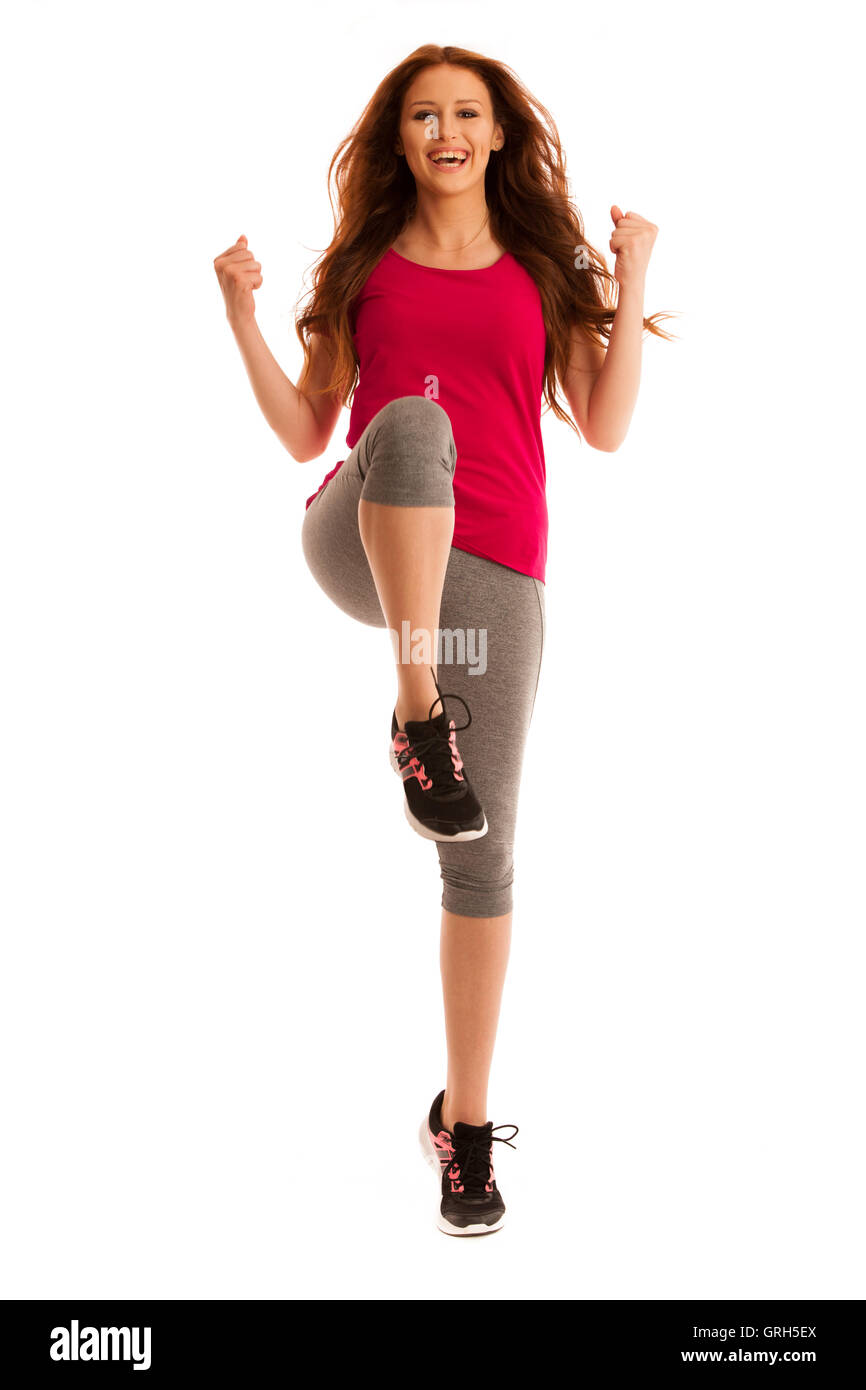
[405,189,492,252]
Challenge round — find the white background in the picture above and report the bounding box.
[2,0,863,1300]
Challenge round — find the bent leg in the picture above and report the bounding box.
[302,395,458,722]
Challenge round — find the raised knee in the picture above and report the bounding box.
[360,395,457,506]
[378,393,450,426]
[370,395,456,465]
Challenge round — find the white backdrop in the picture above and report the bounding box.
[2,0,863,1300]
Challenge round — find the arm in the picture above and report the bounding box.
[213,233,344,463]
[232,319,343,463]
[581,280,644,453]
[562,208,658,453]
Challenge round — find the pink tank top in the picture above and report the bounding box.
[304,246,548,582]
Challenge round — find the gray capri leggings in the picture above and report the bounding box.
[301,395,545,918]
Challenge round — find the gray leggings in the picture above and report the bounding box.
[301,395,545,918]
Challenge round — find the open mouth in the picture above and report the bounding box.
[426,150,469,169]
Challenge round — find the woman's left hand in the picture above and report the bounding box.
[609,206,658,290]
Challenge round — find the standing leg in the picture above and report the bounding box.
[440,909,512,1131]
[434,550,546,1127]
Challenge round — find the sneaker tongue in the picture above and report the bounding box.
[404,708,449,738]
[453,1119,493,1140]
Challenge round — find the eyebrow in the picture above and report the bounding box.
[408,98,483,106]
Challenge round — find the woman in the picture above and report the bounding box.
[213,44,671,1237]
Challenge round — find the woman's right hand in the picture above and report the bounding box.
[213,234,263,329]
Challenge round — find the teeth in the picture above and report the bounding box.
[431,152,467,163]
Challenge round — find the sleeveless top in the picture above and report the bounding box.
[304,246,549,582]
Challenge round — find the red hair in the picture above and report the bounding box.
[295,44,676,436]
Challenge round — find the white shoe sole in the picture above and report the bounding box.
[390,744,488,842]
[418,1118,505,1237]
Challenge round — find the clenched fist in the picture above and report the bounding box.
[213,234,263,327]
[608,207,658,291]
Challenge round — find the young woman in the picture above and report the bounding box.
[213,44,671,1237]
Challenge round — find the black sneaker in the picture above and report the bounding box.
[389,672,487,842]
[419,1089,518,1236]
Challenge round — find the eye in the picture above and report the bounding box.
[412,109,480,120]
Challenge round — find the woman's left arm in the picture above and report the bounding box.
[563,207,658,453]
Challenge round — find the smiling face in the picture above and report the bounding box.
[395,64,503,191]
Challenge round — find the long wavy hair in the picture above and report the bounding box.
[295,44,676,436]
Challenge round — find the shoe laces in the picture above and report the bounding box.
[401,681,473,795]
[448,1123,519,1194]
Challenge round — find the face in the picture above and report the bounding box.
[396,64,503,189]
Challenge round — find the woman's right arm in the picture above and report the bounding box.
[213,234,344,463]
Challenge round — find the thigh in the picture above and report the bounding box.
[300,441,386,628]
[435,548,545,882]
[301,396,458,629]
